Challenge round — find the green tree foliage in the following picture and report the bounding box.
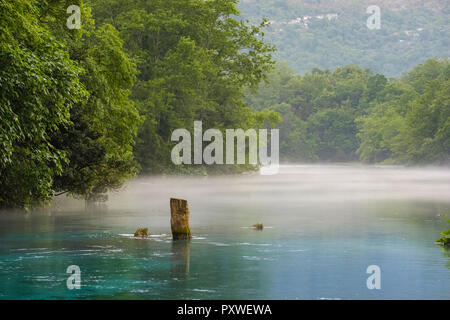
[246,62,376,162]
[307,107,359,161]
[392,66,450,164]
[1,1,447,210]
[41,1,141,199]
[436,219,450,247]
[1,0,140,208]
[247,58,449,165]
[88,0,277,174]
[0,0,87,208]
[355,81,417,163]
[358,59,449,164]
[0,0,278,208]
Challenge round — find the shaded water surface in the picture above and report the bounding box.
[0,165,449,299]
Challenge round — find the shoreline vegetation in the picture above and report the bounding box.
[0,0,449,210]
[436,220,450,247]
[246,58,449,165]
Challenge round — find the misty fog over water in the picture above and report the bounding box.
[110,164,450,210]
[0,165,449,299]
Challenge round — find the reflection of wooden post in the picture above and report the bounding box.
[170,198,192,240]
[171,241,190,277]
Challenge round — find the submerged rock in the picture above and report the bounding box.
[170,198,192,240]
[134,228,149,238]
[253,223,264,230]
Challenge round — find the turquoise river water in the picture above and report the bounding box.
[0,165,449,299]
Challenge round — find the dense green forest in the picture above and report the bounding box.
[0,0,277,208]
[0,0,448,209]
[239,0,449,76]
[246,58,450,164]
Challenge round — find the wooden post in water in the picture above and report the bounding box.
[170,198,192,240]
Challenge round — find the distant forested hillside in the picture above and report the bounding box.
[239,0,449,76]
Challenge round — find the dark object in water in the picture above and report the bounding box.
[436,237,449,246]
[253,223,264,230]
[170,198,192,240]
[134,228,149,238]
